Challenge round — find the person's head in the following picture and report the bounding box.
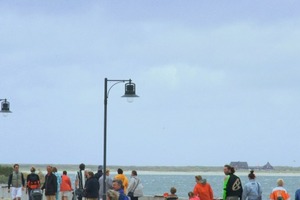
[131,170,137,176]
[195,175,202,183]
[112,179,123,191]
[117,168,123,174]
[13,164,19,172]
[106,169,110,175]
[277,179,284,187]
[84,169,91,178]
[87,171,94,178]
[107,189,119,200]
[52,167,58,173]
[63,170,67,175]
[47,166,52,174]
[98,165,103,171]
[188,192,195,198]
[30,167,36,173]
[248,170,255,180]
[170,187,177,195]
[224,165,235,175]
[79,163,85,170]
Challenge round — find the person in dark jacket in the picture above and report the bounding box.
[42,166,58,200]
[223,164,243,200]
[94,165,103,180]
[84,171,99,200]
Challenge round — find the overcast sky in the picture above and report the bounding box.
[1,0,300,167]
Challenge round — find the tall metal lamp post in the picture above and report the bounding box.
[102,78,138,200]
[0,99,12,114]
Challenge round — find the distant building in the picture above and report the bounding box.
[229,161,274,170]
[262,162,274,170]
[230,161,249,169]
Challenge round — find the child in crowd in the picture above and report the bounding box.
[188,191,200,200]
[165,187,178,200]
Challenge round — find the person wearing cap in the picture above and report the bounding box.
[99,169,113,200]
[193,175,213,200]
[242,170,262,200]
[269,179,290,200]
[114,169,129,194]
[95,165,103,180]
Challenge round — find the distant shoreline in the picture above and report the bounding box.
[2,163,300,175]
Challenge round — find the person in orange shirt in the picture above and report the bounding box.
[60,171,73,200]
[114,168,129,193]
[193,175,214,200]
[270,179,290,200]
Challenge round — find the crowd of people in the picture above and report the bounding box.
[6,163,143,200]
[7,163,300,200]
[164,164,295,200]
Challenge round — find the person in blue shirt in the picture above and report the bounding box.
[242,170,262,200]
[112,179,128,200]
[295,188,300,200]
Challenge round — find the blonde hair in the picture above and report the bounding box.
[107,189,119,200]
[277,179,284,186]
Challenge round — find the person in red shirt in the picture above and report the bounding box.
[60,171,73,200]
[193,175,214,200]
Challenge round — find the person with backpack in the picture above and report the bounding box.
[8,164,25,200]
[269,179,290,200]
[26,166,41,200]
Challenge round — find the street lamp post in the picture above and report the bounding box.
[0,99,12,114]
[102,78,138,200]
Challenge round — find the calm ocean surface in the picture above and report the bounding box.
[2,172,300,200]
